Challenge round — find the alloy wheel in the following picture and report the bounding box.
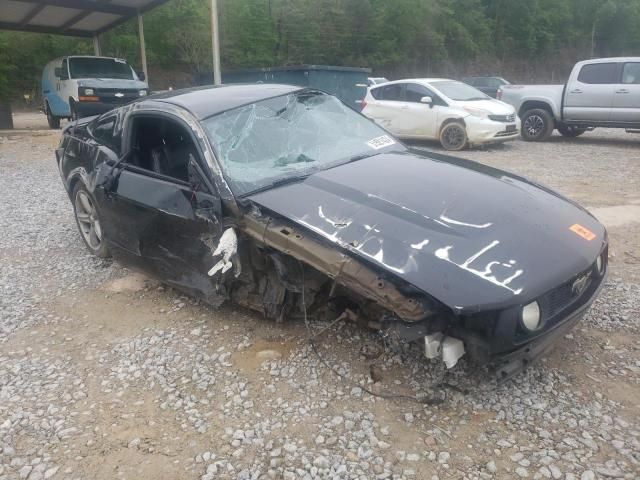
[74,190,103,251]
[524,114,545,137]
[441,124,466,150]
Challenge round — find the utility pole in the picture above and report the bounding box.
[211,0,222,85]
[138,12,149,82]
[93,35,101,56]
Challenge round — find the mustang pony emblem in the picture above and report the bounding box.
[572,273,590,297]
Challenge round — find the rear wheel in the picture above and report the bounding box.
[439,122,468,151]
[45,102,60,129]
[557,124,587,138]
[72,183,110,258]
[521,108,553,141]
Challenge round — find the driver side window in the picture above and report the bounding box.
[127,115,198,184]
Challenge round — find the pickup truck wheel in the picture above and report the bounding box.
[521,109,553,141]
[440,122,468,151]
[45,103,61,129]
[557,125,587,138]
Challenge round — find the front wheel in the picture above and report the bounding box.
[439,122,468,151]
[521,108,553,141]
[72,183,110,258]
[557,124,587,138]
[45,103,60,129]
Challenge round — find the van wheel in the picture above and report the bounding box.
[46,103,61,129]
[440,122,467,151]
[557,124,587,138]
[521,109,553,141]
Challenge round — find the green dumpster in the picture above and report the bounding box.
[202,65,371,109]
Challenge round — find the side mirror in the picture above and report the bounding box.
[138,71,146,81]
[188,155,222,223]
[420,96,433,107]
[54,67,62,78]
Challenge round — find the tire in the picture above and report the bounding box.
[439,122,468,151]
[521,108,553,141]
[557,124,587,138]
[45,102,60,129]
[72,182,110,258]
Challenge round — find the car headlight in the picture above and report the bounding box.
[521,301,541,331]
[83,88,94,96]
[139,89,148,97]
[463,106,491,119]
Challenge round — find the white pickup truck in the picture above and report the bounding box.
[498,57,640,141]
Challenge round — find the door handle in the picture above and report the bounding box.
[569,89,582,94]
[400,104,409,109]
[615,89,630,94]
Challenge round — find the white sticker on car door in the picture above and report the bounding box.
[367,135,396,150]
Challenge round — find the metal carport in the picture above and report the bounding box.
[0,0,222,84]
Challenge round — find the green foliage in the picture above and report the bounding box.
[2,0,640,98]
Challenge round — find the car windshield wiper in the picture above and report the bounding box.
[274,153,316,166]
[242,171,316,197]
[323,151,385,171]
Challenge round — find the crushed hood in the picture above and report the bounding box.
[248,151,606,312]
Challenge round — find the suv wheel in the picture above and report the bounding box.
[521,108,553,141]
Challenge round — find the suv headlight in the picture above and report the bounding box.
[139,89,148,96]
[521,301,541,331]
[463,106,491,119]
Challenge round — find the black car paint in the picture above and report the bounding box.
[56,85,607,375]
[248,151,605,313]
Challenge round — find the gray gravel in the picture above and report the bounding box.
[1,125,639,479]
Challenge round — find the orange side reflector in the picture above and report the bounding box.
[570,223,596,241]
[79,95,99,102]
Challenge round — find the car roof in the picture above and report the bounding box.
[144,84,304,120]
[370,78,455,87]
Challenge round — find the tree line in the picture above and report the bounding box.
[2,0,640,99]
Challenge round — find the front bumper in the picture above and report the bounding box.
[491,266,607,381]
[465,115,520,144]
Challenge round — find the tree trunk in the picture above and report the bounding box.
[0,100,13,130]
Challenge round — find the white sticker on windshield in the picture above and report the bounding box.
[114,58,127,63]
[367,135,396,150]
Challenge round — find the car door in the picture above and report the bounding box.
[98,112,225,302]
[610,61,640,123]
[564,62,618,122]
[365,83,405,134]
[395,83,439,139]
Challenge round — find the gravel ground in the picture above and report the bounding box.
[0,117,639,480]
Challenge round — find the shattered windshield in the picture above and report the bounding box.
[203,91,403,196]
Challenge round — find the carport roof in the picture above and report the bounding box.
[0,0,171,37]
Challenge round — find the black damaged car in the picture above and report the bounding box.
[56,84,608,379]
